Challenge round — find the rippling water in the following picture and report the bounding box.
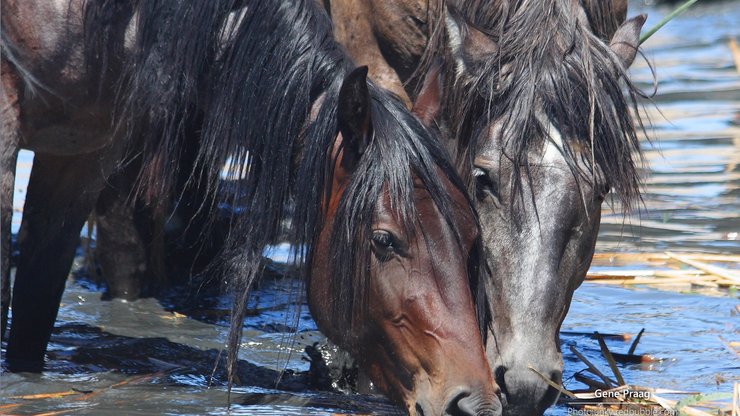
[3,1,739,415]
[598,0,740,255]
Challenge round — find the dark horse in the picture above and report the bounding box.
[1,0,502,413]
[326,0,647,413]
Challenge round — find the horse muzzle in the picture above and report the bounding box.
[496,365,562,416]
[414,385,503,416]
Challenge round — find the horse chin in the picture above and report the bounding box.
[501,402,555,416]
[365,359,502,416]
[409,378,504,416]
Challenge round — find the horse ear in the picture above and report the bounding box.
[445,10,497,76]
[337,66,373,172]
[412,60,444,127]
[609,14,647,69]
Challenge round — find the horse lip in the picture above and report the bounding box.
[480,395,504,416]
[501,404,546,416]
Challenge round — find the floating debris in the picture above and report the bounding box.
[534,329,740,415]
[3,370,175,415]
[561,331,633,342]
[588,251,740,290]
[729,38,740,75]
[10,390,87,400]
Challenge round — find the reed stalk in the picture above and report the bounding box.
[639,0,701,45]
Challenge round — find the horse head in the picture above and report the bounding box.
[435,2,647,414]
[308,67,502,416]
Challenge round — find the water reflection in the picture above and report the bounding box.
[598,0,740,255]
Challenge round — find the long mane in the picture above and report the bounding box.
[442,0,645,208]
[83,0,487,382]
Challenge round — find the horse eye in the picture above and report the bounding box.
[473,167,498,199]
[372,230,394,249]
[371,230,398,261]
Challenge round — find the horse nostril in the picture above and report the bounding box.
[415,403,425,416]
[493,366,509,401]
[543,370,564,403]
[495,385,508,408]
[552,370,563,383]
[445,388,476,416]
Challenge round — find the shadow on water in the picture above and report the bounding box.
[3,0,740,414]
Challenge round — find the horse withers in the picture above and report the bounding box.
[327,0,647,414]
[1,0,501,414]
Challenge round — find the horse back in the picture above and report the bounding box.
[1,0,134,154]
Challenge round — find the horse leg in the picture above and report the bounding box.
[95,164,164,301]
[0,139,17,344]
[1,59,21,341]
[95,131,205,301]
[6,150,110,372]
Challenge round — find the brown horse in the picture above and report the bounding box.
[1,0,501,414]
[326,0,647,414]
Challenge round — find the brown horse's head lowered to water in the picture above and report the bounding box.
[1,0,501,414]
[307,67,500,415]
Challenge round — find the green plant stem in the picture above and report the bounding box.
[640,0,700,45]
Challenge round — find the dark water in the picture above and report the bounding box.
[3,0,739,414]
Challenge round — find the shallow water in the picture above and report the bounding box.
[3,0,740,415]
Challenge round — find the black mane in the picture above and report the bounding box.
[84,0,486,382]
[443,0,644,208]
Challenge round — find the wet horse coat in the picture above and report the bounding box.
[1,0,501,414]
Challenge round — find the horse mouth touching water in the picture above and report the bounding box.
[326,0,648,413]
[304,68,502,414]
[1,0,502,414]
